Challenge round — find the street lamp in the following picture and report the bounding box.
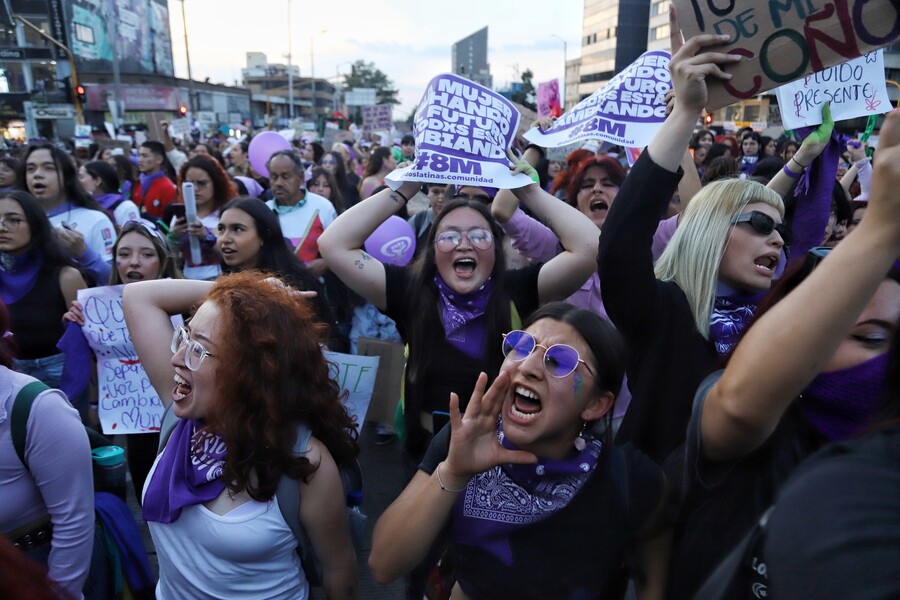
[310,29,326,121]
[551,34,567,111]
[287,0,293,121]
[178,0,196,115]
[334,61,352,111]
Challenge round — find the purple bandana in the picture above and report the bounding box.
[94,192,123,212]
[709,283,765,355]
[143,419,228,524]
[453,418,602,566]
[434,274,494,359]
[138,170,166,197]
[45,201,75,218]
[800,353,888,441]
[0,249,42,304]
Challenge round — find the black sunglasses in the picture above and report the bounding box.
[731,210,792,245]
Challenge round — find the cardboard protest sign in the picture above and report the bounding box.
[524,51,672,149]
[79,286,181,435]
[323,350,380,435]
[385,73,532,190]
[776,50,890,130]
[362,104,393,130]
[545,142,582,162]
[537,79,562,119]
[673,0,900,111]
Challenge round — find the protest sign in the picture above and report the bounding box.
[673,0,900,111]
[545,142,582,162]
[537,79,562,119]
[524,50,672,149]
[323,350,380,435]
[79,286,181,435]
[362,104,394,130]
[776,50,890,130]
[169,117,192,137]
[385,73,532,190]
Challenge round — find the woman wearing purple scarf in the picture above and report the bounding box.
[0,191,86,391]
[370,303,672,599]
[124,271,359,599]
[669,108,900,599]
[319,159,598,464]
[77,160,140,230]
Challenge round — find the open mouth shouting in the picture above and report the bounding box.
[453,256,477,278]
[589,198,609,214]
[509,385,542,422]
[124,271,147,283]
[173,372,193,402]
[753,253,780,276]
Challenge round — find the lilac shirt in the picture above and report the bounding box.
[0,367,94,598]
[499,209,678,418]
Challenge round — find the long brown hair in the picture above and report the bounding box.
[177,155,236,212]
[202,271,358,501]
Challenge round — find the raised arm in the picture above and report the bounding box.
[123,279,213,404]
[511,179,598,304]
[317,180,420,311]
[701,109,900,462]
[767,105,832,198]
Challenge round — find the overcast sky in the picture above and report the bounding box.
[167,0,583,118]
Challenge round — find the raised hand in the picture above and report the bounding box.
[866,109,900,234]
[442,371,537,482]
[62,300,85,326]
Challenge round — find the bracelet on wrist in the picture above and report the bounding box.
[436,462,466,493]
[790,156,810,169]
[392,188,410,204]
[782,163,803,179]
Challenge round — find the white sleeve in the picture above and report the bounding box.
[87,212,116,261]
[113,200,141,226]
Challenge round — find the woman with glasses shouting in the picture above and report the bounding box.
[370,303,672,599]
[318,162,598,466]
[123,271,359,599]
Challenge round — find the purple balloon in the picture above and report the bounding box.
[248,132,292,178]
[364,216,416,266]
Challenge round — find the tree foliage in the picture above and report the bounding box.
[342,60,399,106]
[511,68,536,112]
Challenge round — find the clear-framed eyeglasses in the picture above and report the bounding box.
[171,326,215,371]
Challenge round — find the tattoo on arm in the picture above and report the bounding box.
[360,251,373,261]
[389,192,404,205]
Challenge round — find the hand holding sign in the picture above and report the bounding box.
[669,31,740,116]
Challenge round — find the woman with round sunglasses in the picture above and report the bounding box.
[595,23,796,463]
[123,271,359,599]
[370,302,671,599]
[671,107,900,597]
[319,161,599,462]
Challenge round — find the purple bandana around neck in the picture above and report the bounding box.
[709,282,765,355]
[800,353,888,441]
[452,418,602,567]
[45,201,76,218]
[0,249,42,304]
[143,418,228,524]
[139,170,166,196]
[434,274,494,359]
[94,192,123,211]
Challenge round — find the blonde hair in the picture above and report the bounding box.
[654,178,784,338]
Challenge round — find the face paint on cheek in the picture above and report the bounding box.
[572,372,584,398]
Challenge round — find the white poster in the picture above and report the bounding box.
[323,350,380,435]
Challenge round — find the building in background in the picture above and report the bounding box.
[452,26,492,89]
[241,52,334,128]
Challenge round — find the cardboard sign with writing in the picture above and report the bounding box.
[323,350,380,435]
[362,104,394,130]
[673,0,900,111]
[386,73,532,190]
[525,51,672,149]
[356,338,405,426]
[79,286,181,435]
[776,50,891,129]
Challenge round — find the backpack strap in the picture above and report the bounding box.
[11,381,50,468]
[276,424,313,547]
[157,403,179,455]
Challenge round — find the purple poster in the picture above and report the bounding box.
[386,73,532,190]
[525,51,672,148]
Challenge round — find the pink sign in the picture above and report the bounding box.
[85,85,181,111]
[537,79,562,119]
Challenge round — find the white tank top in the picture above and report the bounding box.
[144,454,308,599]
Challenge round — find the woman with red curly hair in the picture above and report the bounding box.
[123,271,359,599]
[166,155,237,280]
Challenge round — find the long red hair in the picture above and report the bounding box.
[202,271,359,501]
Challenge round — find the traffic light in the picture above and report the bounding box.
[74,84,86,105]
[178,104,188,117]
[704,112,714,126]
